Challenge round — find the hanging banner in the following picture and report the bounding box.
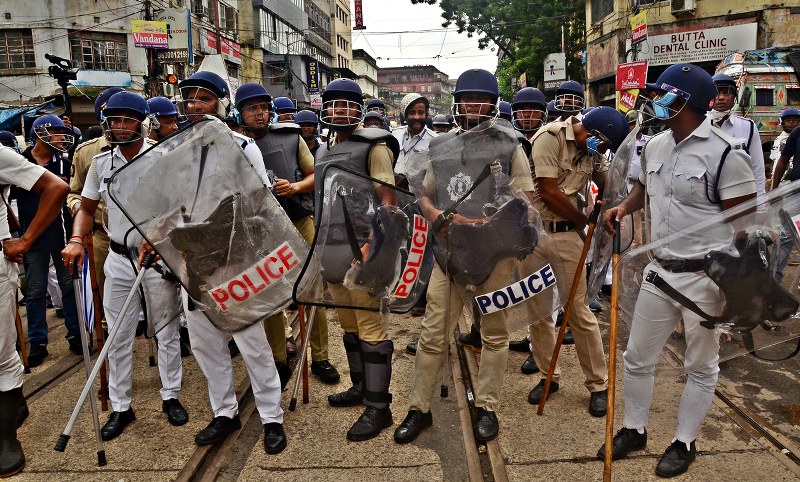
[132,20,169,49]
[629,11,648,46]
[616,60,648,91]
[155,8,190,63]
[354,0,366,30]
[306,60,320,93]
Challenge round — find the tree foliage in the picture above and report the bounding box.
[411,0,585,99]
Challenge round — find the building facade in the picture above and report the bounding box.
[352,49,378,100]
[377,65,452,118]
[585,0,800,106]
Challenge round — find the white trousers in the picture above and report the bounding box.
[0,257,22,391]
[183,292,283,425]
[103,251,182,411]
[623,263,722,443]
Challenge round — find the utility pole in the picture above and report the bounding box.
[144,0,160,97]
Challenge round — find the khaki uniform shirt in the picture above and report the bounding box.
[68,136,111,228]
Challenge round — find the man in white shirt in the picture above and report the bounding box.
[392,93,437,180]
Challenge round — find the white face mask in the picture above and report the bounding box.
[708,108,731,122]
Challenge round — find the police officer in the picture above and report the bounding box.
[711,74,766,194]
[295,109,322,157]
[393,92,437,178]
[0,131,19,152]
[366,99,391,131]
[315,78,399,441]
[498,100,513,122]
[0,140,68,478]
[394,69,536,444]
[147,96,180,141]
[554,80,586,120]
[234,82,340,386]
[524,107,628,417]
[545,100,563,124]
[430,114,451,134]
[769,107,800,189]
[511,87,547,141]
[171,72,286,453]
[62,91,187,441]
[14,115,79,366]
[273,97,297,123]
[598,63,756,478]
[67,87,123,301]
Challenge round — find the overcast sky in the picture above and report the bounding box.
[349,0,499,80]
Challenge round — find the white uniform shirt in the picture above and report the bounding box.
[714,114,765,195]
[0,146,46,240]
[392,125,437,175]
[628,134,651,182]
[640,118,756,260]
[770,130,790,163]
[232,131,272,188]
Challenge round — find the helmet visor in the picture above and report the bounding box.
[178,86,223,120]
[34,125,75,153]
[101,115,148,144]
[320,99,363,129]
[555,93,584,113]
[512,106,546,132]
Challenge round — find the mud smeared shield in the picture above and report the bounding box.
[107,117,309,332]
[293,164,433,312]
[586,127,637,302]
[404,124,561,329]
[616,181,800,376]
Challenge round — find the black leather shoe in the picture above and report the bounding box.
[346,406,393,441]
[520,355,539,374]
[263,422,287,454]
[55,308,64,319]
[162,398,189,426]
[328,386,363,407]
[285,337,297,358]
[655,440,696,478]
[528,380,558,405]
[589,389,608,417]
[509,338,530,352]
[473,407,499,442]
[101,408,136,441]
[410,307,425,317]
[458,324,482,352]
[405,340,417,355]
[311,360,341,384]
[394,410,432,444]
[67,337,83,356]
[16,397,29,429]
[597,427,647,461]
[562,328,574,345]
[276,362,292,391]
[27,344,48,368]
[194,415,242,446]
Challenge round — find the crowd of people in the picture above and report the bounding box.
[0,60,796,479]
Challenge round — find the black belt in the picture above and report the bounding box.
[655,257,705,273]
[109,240,131,258]
[547,220,576,233]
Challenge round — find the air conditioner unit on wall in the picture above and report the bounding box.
[671,0,696,15]
[192,2,208,17]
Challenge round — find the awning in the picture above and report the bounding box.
[0,102,62,132]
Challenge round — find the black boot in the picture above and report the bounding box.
[328,332,364,407]
[347,340,393,441]
[0,388,25,477]
[458,323,482,352]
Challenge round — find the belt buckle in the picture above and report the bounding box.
[645,270,657,283]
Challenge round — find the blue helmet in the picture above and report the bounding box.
[321,79,364,128]
[454,69,499,104]
[366,99,386,113]
[178,71,229,98]
[235,83,272,111]
[645,63,717,114]
[498,101,512,119]
[272,97,296,114]
[781,107,800,120]
[512,87,547,110]
[30,114,75,152]
[582,106,628,152]
[432,114,449,127]
[294,109,318,125]
[546,100,561,117]
[0,130,19,152]
[101,92,150,144]
[555,80,585,113]
[94,87,125,121]
[712,73,738,97]
[147,96,178,118]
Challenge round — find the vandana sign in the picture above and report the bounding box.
[633,23,757,66]
[132,20,169,49]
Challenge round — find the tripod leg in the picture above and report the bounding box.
[289,305,316,411]
[13,291,29,374]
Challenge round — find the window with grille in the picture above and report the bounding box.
[69,31,128,71]
[591,0,613,23]
[755,88,774,106]
[0,29,35,71]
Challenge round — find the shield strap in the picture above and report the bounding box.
[336,186,365,262]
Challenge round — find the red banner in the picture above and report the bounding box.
[616,61,648,91]
[354,0,366,30]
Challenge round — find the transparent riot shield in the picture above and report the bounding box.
[586,127,638,302]
[293,164,433,313]
[403,125,561,331]
[616,181,800,376]
[107,117,309,332]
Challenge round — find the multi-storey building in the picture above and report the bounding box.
[585,0,800,106]
[352,49,378,100]
[330,0,352,71]
[377,65,452,118]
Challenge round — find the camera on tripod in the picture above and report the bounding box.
[44,53,78,86]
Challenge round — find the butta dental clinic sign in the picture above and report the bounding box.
[631,23,756,66]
